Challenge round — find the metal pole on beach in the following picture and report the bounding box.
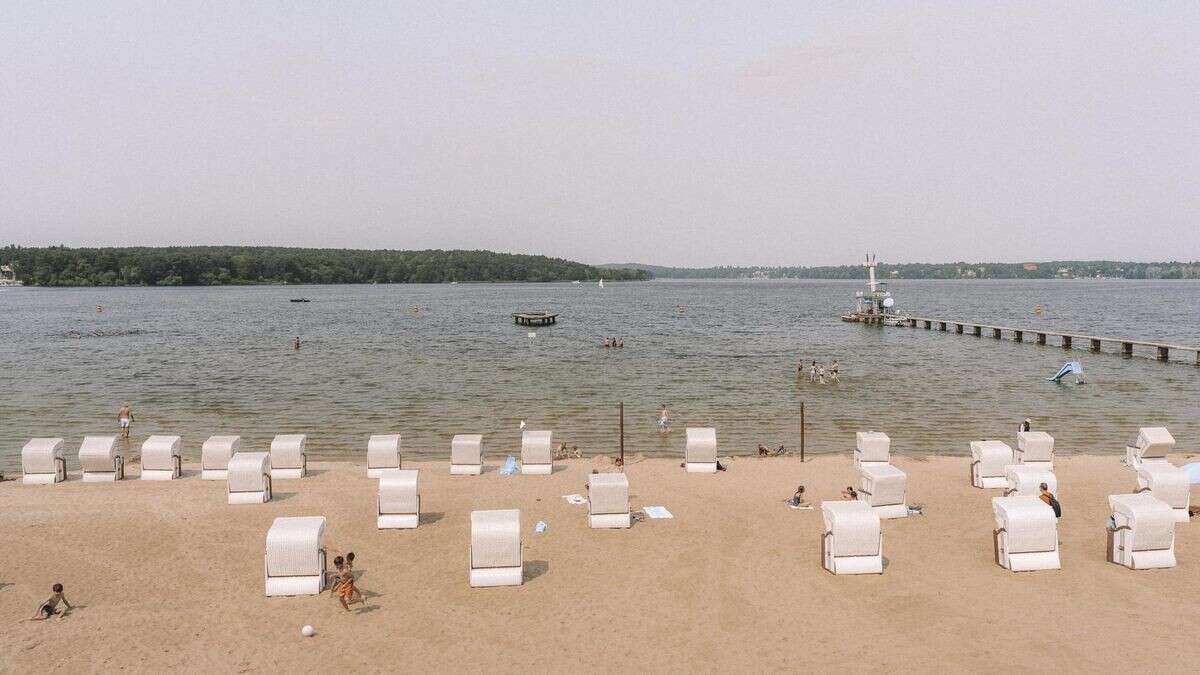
[800,402,806,463]
[619,401,625,466]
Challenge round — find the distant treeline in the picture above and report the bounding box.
[602,260,1200,280]
[2,246,649,286]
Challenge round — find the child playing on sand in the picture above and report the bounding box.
[343,552,364,605]
[788,486,811,509]
[31,583,72,621]
[841,486,858,500]
[330,556,362,611]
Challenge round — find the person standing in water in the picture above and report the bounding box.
[828,360,840,383]
[808,361,818,383]
[293,336,301,351]
[116,402,134,439]
[658,404,670,433]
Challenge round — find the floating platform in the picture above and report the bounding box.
[513,311,558,326]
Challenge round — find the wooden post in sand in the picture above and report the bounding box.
[619,401,625,466]
[800,402,806,463]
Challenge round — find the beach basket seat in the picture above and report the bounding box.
[854,431,891,469]
[1107,493,1176,570]
[858,463,908,519]
[201,435,240,480]
[367,434,402,478]
[228,452,272,504]
[1004,465,1057,498]
[1125,427,1174,469]
[685,427,717,473]
[470,509,522,587]
[79,435,123,482]
[264,516,326,597]
[1015,431,1054,470]
[451,434,484,475]
[520,430,553,475]
[821,501,883,575]
[140,435,182,480]
[970,440,1013,489]
[378,469,419,529]
[588,473,631,529]
[269,434,306,479]
[1136,464,1190,523]
[22,438,66,485]
[992,496,1060,572]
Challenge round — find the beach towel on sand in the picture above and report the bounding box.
[643,506,673,519]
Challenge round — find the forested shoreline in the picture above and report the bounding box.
[0,246,649,286]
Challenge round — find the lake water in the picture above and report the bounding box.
[1,279,1197,471]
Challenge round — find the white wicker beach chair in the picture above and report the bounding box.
[201,435,240,480]
[1004,465,1057,498]
[970,440,1013,489]
[366,434,402,478]
[1136,464,1190,523]
[228,452,272,504]
[992,496,1060,572]
[22,438,66,485]
[264,516,326,597]
[520,430,553,475]
[377,469,419,529]
[854,431,891,469]
[588,473,631,529]
[1107,493,1176,570]
[451,434,484,475]
[140,435,182,480]
[858,463,908,519]
[685,427,717,473]
[269,434,306,479]
[821,500,883,575]
[79,435,123,482]
[470,509,522,587]
[1125,427,1174,469]
[1015,431,1054,470]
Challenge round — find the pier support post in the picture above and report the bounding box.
[1196,351,1199,366]
[939,321,947,331]
[993,328,1002,339]
[923,320,932,330]
[1062,336,1072,349]
[1014,330,1023,342]
[1091,339,1101,352]
[1157,346,1169,361]
[955,323,963,334]
[973,325,981,337]
[1122,342,1133,357]
[1036,333,1046,345]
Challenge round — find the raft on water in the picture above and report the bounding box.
[512,311,557,326]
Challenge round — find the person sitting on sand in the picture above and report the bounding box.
[1040,483,1062,518]
[758,444,769,457]
[31,583,72,621]
[789,486,810,508]
[841,486,858,500]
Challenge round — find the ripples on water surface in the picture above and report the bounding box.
[1,280,1197,469]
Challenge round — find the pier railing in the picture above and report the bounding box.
[903,316,1200,365]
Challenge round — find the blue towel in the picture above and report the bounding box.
[500,455,519,476]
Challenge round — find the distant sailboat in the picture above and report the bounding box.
[598,278,604,289]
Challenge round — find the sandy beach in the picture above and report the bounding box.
[2,452,1198,673]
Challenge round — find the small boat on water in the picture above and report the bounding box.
[289,298,311,303]
[840,254,909,325]
[598,278,605,289]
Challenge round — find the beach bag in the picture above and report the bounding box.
[1049,496,1062,518]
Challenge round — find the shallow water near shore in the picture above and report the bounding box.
[1,279,1197,469]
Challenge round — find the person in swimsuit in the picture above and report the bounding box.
[330,556,358,611]
[1020,418,1031,432]
[789,486,810,508]
[343,552,364,604]
[809,361,818,383]
[293,336,301,351]
[829,360,840,383]
[658,404,669,433]
[841,486,859,500]
[32,583,72,621]
[117,403,133,439]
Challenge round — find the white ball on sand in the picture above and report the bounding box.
[301,625,315,637]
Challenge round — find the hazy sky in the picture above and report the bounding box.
[2,2,1197,266]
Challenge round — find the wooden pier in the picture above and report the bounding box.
[512,311,558,327]
[902,316,1200,365]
